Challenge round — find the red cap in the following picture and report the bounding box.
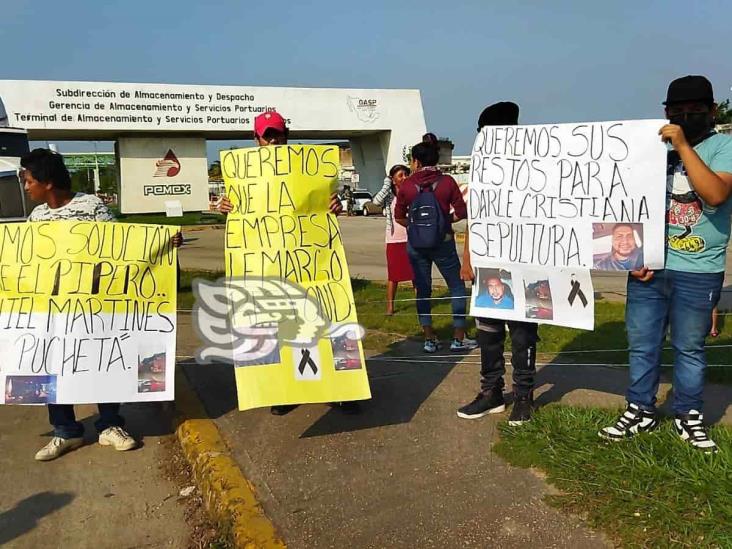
[254,111,286,135]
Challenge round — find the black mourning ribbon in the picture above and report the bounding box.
[568,278,588,307]
[298,349,318,375]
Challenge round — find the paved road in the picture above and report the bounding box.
[177,313,616,548]
[177,304,732,548]
[0,401,189,549]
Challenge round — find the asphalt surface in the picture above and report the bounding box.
[177,307,732,547]
[0,401,189,549]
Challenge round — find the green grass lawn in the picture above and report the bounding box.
[110,208,226,226]
[177,273,732,376]
[495,405,732,548]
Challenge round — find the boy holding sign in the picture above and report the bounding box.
[21,148,182,461]
[600,76,732,454]
[458,102,539,426]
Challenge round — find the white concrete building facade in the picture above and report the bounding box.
[0,80,427,213]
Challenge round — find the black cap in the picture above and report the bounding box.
[477,101,519,130]
[663,75,714,105]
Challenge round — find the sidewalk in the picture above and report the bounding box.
[0,401,190,548]
[178,313,616,548]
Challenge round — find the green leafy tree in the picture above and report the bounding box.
[715,99,732,125]
[208,160,222,181]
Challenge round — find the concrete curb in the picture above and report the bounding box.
[174,367,286,549]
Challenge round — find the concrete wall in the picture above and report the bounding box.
[0,79,427,201]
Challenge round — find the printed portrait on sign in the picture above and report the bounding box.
[524,278,553,320]
[475,268,515,310]
[592,223,644,271]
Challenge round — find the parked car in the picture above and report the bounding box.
[339,189,376,215]
[0,117,34,220]
[362,201,385,216]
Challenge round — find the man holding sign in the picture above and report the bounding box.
[216,111,343,217]
[600,76,732,454]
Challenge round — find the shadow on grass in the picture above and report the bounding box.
[535,316,732,424]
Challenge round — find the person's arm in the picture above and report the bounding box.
[448,177,467,222]
[460,230,474,281]
[216,195,232,214]
[394,185,409,227]
[329,192,343,215]
[95,199,116,222]
[372,177,392,206]
[660,124,732,206]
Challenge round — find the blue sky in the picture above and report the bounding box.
[3,0,730,157]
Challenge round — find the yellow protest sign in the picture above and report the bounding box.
[0,221,178,405]
[221,144,371,410]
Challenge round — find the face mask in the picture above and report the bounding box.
[669,112,712,143]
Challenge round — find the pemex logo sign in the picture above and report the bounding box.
[144,148,190,196]
[154,149,181,177]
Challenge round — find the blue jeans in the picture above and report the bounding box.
[626,269,722,414]
[407,237,467,329]
[48,403,125,439]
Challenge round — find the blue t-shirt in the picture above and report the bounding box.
[475,291,514,309]
[666,133,732,273]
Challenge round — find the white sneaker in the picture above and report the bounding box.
[35,436,83,461]
[98,427,137,451]
[675,410,718,454]
[450,337,478,352]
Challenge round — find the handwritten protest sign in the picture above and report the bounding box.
[469,120,667,270]
[469,119,667,329]
[220,144,371,411]
[0,222,178,404]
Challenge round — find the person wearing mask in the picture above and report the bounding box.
[458,102,539,425]
[21,148,182,461]
[599,76,732,454]
[394,140,476,353]
[372,164,414,315]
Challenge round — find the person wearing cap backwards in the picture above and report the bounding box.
[458,102,540,426]
[599,76,732,454]
[218,112,357,416]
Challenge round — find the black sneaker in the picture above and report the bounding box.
[598,402,659,441]
[270,405,298,416]
[456,390,505,419]
[675,410,718,454]
[508,394,533,426]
